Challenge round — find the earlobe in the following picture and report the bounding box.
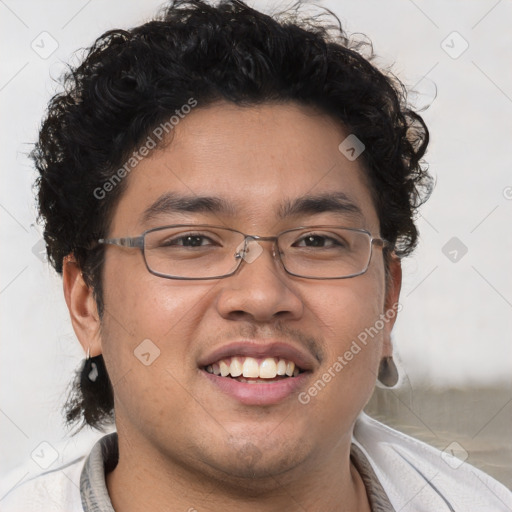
[377,355,399,387]
[62,255,102,357]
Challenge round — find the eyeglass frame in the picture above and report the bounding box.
[97,224,393,280]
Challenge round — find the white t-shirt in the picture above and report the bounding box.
[2,413,511,511]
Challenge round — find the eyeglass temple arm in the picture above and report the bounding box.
[97,236,144,248]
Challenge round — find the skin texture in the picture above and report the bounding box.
[63,101,401,512]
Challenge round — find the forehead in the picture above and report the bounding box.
[109,101,379,233]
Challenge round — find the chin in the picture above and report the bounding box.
[200,435,312,486]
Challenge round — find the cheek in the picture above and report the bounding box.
[310,268,385,347]
[102,251,213,343]
[300,275,385,413]
[99,258,212,383]
[99,270,216,436]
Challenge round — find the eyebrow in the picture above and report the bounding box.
[140,191,363,224]
[277,192,364,220]
[140,192,236,224]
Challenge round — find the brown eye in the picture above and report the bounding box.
[159,233,217,248]
[293,234,344,248]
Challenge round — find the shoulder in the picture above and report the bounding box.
[353,412,512,512]
[1,457,85,512]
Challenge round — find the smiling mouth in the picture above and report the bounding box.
[203,356,306,383]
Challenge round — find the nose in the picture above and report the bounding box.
[215,239,304,323]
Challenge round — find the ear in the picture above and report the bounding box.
[381,253,402,358]
[63,255,102,357]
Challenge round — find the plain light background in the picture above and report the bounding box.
[1,0,511,497]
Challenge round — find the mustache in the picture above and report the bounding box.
[210,321,325,364]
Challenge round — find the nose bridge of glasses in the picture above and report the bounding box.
[235,235,278,264]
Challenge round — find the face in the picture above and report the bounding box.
[72,101,400,485]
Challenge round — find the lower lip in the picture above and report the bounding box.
[201,370,311,405]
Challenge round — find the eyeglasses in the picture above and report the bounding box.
[97,224,391,280]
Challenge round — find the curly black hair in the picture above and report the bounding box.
[33,0,432,433]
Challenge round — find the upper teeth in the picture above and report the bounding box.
[205,356,300,379]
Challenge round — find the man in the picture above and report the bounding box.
[3,0,511,510]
